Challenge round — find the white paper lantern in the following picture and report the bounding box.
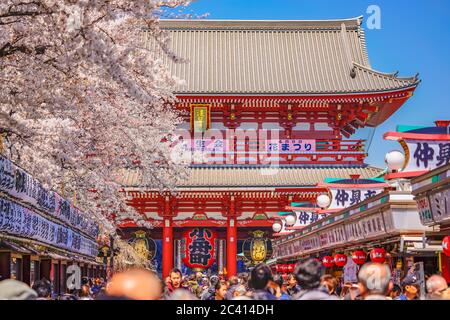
[317,194,331,209]
[385,150,405,171]
[272,222,282,233]
[284,214,296,227]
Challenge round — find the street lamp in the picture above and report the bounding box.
[284,213,296,227]
[385,150,405,172]
[272,221,282,233]
[317,194,331,209]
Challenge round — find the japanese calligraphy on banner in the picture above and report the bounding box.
[404,140,450,171]
[266,139,316,154]
[0,197,98,257]
[0,155,99,238]
[330,187,383,209]
[277,210,328,235]
[180,139,225,153]
[416,196,434,226]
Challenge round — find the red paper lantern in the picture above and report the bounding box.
[322,256,334,268]
[334,254,347,267]
[287,264,295,273]
[351,250,366,265]
[443,236,450,257]
[182,228,216,269]
[370,248,386,263]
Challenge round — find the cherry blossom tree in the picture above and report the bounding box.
[0,0,192,237]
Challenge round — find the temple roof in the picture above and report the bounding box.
[143,17,419,95]
[119,165,382,189]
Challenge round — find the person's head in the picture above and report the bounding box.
[0,279,38,300]
[169,268,182,289]
[188,273,196,282]
[389,284,402,299]
[238,273,248,285]
[294,258,323,290]
[209,275,220,288]
[233,285,247,298]
[249,263,272,290]
[401,273,420,299]
[215,281,227,300]
[287,273,297,287]
[106,268,162,300]
[321,274,338,295]
[228,275,239,286]
[403,283,419,299]
[32,279,52,299]
[195,272,203,282]
[426,275,448,300]
[80,285,91,298]
[269,274,285,298]
[358,263,391,297]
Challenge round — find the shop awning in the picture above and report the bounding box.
[0,240,33,254]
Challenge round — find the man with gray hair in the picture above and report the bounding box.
[426,275,448,300]
[358,262,392,300]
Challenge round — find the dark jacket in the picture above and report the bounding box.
[251,289,277,300]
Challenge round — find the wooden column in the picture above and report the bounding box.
[161,195,175,278]
[226,197,238,278]
[162,216,173,278]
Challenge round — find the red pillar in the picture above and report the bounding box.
[226,216,237,278]
[162,217,173,279]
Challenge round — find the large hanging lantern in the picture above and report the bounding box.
[351,250,366,265]
[181,228,216,269]
[443,236,450,257]
[129,230,157,261]
[242,230,273,265]
[322,256,334,268]
[370,248,386,263]
[334,254,347,267]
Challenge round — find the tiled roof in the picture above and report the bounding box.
[119,165,383,188]
[143,17,419,94]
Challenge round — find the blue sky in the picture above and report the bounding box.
[177,0,450,167]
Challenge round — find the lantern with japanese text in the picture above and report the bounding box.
[287,264,295,273]
[370,248,386,263]
[322,256,334,268]
[242,230,273,265]
[128,230,157,261]
[443,236,450,257]
[334,254,347,267]
[181,228,216,270]
[351,250,366,265]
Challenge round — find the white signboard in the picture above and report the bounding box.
[343,258,358,283]
[405,140,450,172]
[329,187,384,209]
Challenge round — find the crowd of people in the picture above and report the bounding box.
[0,259,449,300]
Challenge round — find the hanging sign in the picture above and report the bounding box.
[0,155,99,238]
[190,104,210,133]
[266,139,316,154]
[0,197,98,257]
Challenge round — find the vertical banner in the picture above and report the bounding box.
[190,104,210,133]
